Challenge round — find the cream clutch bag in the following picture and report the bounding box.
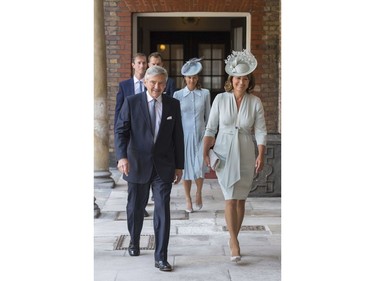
[209,149,220,171]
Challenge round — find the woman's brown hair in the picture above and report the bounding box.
[182,75,202,90]
[224,73,255,94]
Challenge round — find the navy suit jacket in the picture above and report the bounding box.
[114,78,177,126]
[115,92,184,184]
[164,78,176,97]
[114,78,135,126]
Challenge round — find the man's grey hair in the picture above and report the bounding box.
[145,65,168,81]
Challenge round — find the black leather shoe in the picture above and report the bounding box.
[144,210,149,217]
[128,242,140,256]
[154,260,172,271]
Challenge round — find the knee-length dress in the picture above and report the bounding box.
[173,87,211,180]
[204,92,267,199]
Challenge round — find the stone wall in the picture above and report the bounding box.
[251,134,281,197]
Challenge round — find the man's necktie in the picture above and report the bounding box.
[137,81,143,94]
[150,99,156,136]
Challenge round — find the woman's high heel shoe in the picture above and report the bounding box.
[185,200,193,213]
[228,239,241,262]
[195,193,203,211]
[230,256,241,262]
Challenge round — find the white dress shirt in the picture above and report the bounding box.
[134,76,144,94]
[146,92,162,142]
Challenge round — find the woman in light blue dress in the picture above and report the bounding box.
[203,50,267,262]
[173,58,211,213]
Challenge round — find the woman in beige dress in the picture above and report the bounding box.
[203,50,267,262]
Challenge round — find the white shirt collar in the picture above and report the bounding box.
[183,86,201,97]
[146,92,162,103]
[133,76,144,84]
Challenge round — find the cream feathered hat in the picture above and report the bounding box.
[224,49,257,76]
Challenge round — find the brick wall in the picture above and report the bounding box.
[103,0,281,164]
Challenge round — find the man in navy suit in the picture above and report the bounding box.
[114,53,147,126]
[115,66,184,272]
[148,52,177,97]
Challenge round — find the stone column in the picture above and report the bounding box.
[94,0,114,192]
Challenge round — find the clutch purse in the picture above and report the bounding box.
[209,149,220,171]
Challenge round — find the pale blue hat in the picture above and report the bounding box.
[181,57,203,76]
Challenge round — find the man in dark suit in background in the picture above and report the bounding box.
[148,52,177,97]
[114,52,147,125]
[114,52,151,217]
[115,66,184,272]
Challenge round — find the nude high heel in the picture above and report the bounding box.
[195,192,203,211]
[185,200,193,213]
[228,239,241,262]
[230,255,241,262]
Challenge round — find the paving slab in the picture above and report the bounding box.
[94,175,281,281]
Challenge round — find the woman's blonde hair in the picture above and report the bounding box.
[224,73,255,94]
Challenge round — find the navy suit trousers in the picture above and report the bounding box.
[126,167,172,262]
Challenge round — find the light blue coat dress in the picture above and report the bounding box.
[204,92,267,199]
[173,87,211,180]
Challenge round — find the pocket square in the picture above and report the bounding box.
[167,116,173,120]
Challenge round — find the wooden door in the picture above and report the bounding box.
[150,31,230,102]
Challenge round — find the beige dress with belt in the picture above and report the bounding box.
[204,92,267,199]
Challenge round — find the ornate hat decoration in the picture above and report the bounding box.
[224,49,257,76]
[181,57,203,76]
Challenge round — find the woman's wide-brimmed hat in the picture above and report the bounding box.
[181,57,203,76]
[224,49,257,76]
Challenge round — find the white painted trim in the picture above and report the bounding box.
[135,12,250,17]
[132,12,251,54]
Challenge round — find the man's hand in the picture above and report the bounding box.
[173,169,183,184]
[117,158,129,176]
